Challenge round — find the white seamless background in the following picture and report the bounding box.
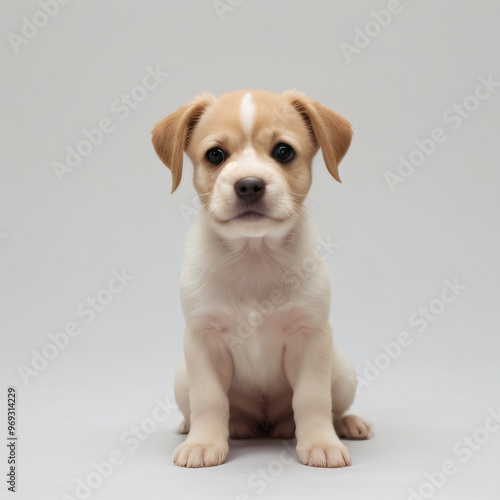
[1,1,499,499]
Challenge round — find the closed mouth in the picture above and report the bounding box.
[233,210,267,222]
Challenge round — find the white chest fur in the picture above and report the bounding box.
[180,212,332,392]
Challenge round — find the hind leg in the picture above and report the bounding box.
[331,346,373,439]
[174,359,190,434]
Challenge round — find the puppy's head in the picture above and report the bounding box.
[152,90,352,237]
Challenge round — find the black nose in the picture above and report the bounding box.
[234,177,265,203]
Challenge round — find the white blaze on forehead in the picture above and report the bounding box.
[239,92,256,139]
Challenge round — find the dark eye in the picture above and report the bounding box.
[273,143,295,163]
[206,147,226,165]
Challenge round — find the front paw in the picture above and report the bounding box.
[174,438,229,468]
[335,414,373,440]
[296,439,351,468]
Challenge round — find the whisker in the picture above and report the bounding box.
[304,198,325,214]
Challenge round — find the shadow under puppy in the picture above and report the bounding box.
[152,89,372,468]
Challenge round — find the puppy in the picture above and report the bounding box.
[152,89,372,468]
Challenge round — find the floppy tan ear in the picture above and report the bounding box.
[152,93,216,192]
[284,90,352,182]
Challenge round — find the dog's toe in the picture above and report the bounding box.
[335,414,373,439]
[174,439,228,468]
[297,440,351,468]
